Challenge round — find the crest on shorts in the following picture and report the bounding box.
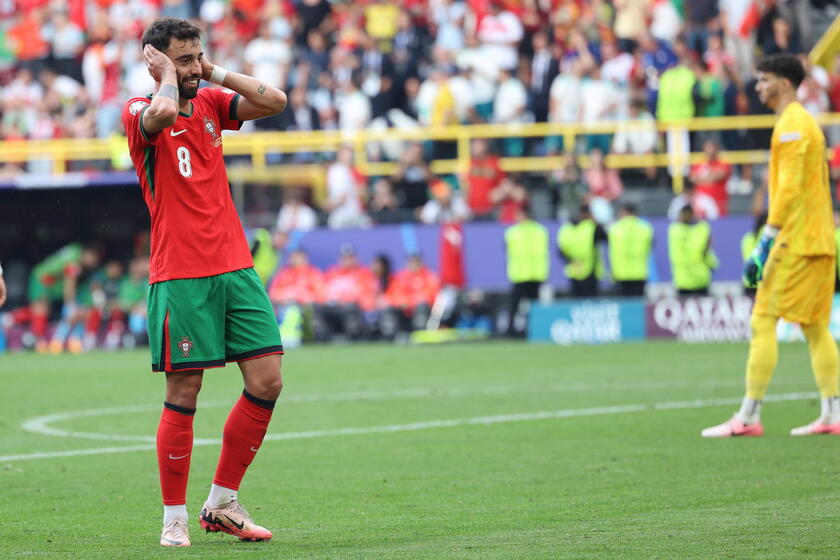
[178,336,193,358]
[129,100,149,115]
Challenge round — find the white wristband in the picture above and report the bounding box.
[209,65,228,85]
[762,225,780,239]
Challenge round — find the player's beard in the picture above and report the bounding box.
[179,76,200,99]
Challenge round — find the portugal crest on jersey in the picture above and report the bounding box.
[179,336,193,357]
[203,115,221,147]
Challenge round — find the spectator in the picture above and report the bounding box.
[337,71,373,135]
[549,152,585,220]
[325,146,371,229]
[419,178,471,224]
[580,65,622,154]
[528,30,560,123]
[490,176,528,224]
[703,33,735,76]
[465,138,506,218]
[612,99,658,181]
[391,141,432,210]
[243,21,293,89]
[476,1,523,72]
[650,0,683,44]
[583,148,623,204]
[667,183,721,222]
[380,253,440,339]
[261,86,320,133]
[689,139,732,217]
[547,58,584,153]
[684,0,719,55]
[368,178,402,222]
[276,189,319,233]
[600,40,635,86]
[43,9,85,81]
[614,0,650,53]
[720,0,759,82]
[493,66,528,156]
[764,16,795,56]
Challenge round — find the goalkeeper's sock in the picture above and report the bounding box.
[820,396,840,424]
[744,314,778,402]
[735,397,763,425]
[211,390,275,493]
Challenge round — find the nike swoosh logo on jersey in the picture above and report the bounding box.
[169,453,190,460]
[250,446,260,453]
[170,129,187,136]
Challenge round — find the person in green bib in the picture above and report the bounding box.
[558,204,607,297]
[740,213,767,297]
[608,203,654,297]
[668,204,719,296]
[504,205,549,336]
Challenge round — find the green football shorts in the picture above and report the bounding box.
[147,267,283,372]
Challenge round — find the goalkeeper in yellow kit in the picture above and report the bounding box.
[702,54,840,437]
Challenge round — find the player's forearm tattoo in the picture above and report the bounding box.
[257,84,266,95]
[157,84,178,102]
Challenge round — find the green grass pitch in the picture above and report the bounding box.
[2,341,839,559]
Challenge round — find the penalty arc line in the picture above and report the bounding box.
[0,391,818,463]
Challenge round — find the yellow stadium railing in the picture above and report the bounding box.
[4,113,840,202]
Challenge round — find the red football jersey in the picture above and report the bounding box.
[121,87,253,284]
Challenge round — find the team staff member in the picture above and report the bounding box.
[122,18,287,546]
[608,203,653,297]
[503,206,549,336]
[703,55,840,438]
[557,205,606,297]
[668,204,718,296]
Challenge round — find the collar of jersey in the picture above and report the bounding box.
[145,93,193,118]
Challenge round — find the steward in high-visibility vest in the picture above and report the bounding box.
[557,204,607,297]
[251,228,280,286]
[740,213,766,297]
[835,220,840,293]
[608,203,653,297]
[668,204,719,295]
[503,206,549,336]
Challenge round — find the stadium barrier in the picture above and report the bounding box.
[528,295,840,345]
[4,114,840,197]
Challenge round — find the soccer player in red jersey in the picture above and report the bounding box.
[120,18,287,547]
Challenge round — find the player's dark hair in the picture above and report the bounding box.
[142,17,201,52]
[756,54,805,88]
[622,202,638,215]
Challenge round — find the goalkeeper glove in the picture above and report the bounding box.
[743,225,779,288]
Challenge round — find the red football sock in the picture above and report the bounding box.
[156,404,195,506]
[212,391,275,491]
[32,310,48,340]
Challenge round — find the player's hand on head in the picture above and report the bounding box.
[200,55,214,81]
[144,44,175,82]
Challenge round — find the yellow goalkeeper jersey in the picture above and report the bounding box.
[767,101,834,256]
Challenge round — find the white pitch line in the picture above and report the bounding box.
[0,391,818,463]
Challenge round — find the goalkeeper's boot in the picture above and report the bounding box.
[790,419,840,436]
[701,416,764,438]
[199,500,272,541]
[160,518,191,547]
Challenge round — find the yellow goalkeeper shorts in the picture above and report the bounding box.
[753,248,836,325]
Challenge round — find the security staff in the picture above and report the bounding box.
[504,205,549,336]
[250,228,280,286]
[668,204,719,296]
[557,204,607,297]
[608,203,653,297]
[740,213,767,297]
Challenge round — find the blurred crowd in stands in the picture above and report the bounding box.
[2,0,839,224]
